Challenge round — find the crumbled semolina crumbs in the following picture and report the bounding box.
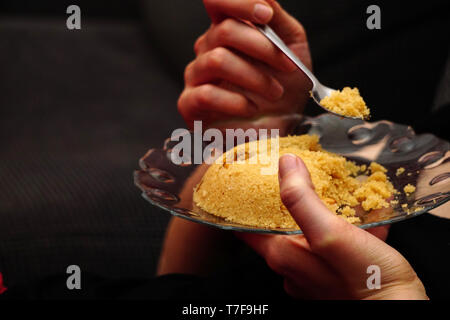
[193,135,396,229]
[404,184,416,195]
[410,206,424,214]
[396,167,405,176]
[319,87,370,119]
[400,203,424,215]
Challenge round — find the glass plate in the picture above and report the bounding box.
[134,114,450,234]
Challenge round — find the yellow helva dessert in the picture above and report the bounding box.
[404,184,416,195]
[193,135,396,229]
[396,167,405,176]
[320,87,370,119]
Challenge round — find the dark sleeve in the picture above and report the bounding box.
[1,248,290,300]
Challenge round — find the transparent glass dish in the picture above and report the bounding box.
[134,114,450,234]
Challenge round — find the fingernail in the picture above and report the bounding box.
[253,3,273,24]
[278,154,299,179]
[269,78,284,100]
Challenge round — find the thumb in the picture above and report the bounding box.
[278,153,348,247]
[204,0,274,24]
[278,154,411,290]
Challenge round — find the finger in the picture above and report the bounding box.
[196,19,296,72]
[278,154,410,292]
[194,32,207,56]
[278,154,350,248]
[234,232,275,258]
[177,84,257,126]
[204,0,274,24]
[185,47,284,101]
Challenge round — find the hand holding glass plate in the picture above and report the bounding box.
[134,114,450,234]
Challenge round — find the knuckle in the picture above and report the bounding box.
[193,36,204,55]
[310,235,336,253]
[309,222,350,254]
[298,23,307,39]
[177,90,189,115]
[215,19,234,42]
[236,96,252,115]
[184,61,195,83]
[177,92,190,122]
[205,47,228,70]
[196,84,215,106]
[293,22,307,38]
[279,184,302,209]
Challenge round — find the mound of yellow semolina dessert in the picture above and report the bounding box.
[193,135,396,229]
[320,87,370,119]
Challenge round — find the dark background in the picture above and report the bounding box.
[0,0,449,298]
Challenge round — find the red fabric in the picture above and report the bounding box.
[0,273,7,294]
